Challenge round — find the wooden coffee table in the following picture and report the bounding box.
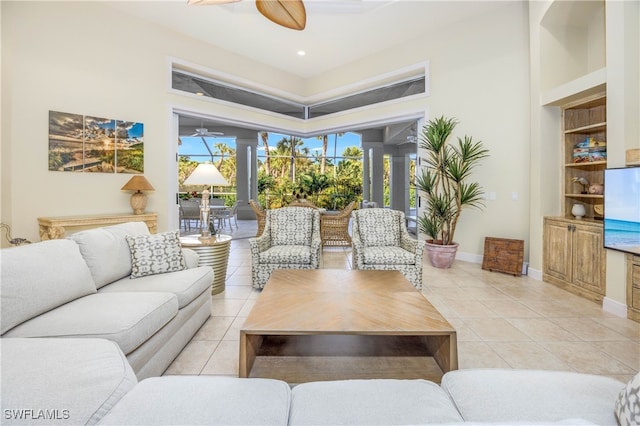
[239,269,458,383]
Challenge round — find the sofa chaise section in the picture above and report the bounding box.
[1,338,137,426]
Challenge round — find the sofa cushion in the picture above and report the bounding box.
[362,246,416,265]
[356,209,400,247]
[270,207,314,246]
[126,231,186,278]
[289,379,463,425]
[258,245,313,264]
[1,338,137,426]
[2,292,178,354]
[1,239,97,335]
[615,372,640,426]
[69,222,150,288]
[100,266,213,309]
[99,376,291,425]
[441,369,625,426]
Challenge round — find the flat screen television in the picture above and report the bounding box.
[604,166,640,256]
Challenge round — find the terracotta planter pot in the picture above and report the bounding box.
[425,240,459,269]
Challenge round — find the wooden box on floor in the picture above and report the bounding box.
[482,237,524,277]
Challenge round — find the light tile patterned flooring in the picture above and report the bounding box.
[167,220,639,383]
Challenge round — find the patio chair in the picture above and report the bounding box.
[351,208,425,289]
[249,199,267,237]
[178,198,201,231]
[214,200,241,230]
[320,200,356,247]
[248,207,321,289]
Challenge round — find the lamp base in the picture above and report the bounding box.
[130,191,147,215]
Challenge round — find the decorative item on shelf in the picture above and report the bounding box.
[572,177,589,194]
[588,183,604,195]
[573,137,606,163]
[0,223,31,246]
[571,203,586,219]
[183,162,229,241]
[121,175,155,215]
[593,204,604,218]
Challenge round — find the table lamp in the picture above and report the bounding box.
[121,175,155,215]
[183,162,229,239]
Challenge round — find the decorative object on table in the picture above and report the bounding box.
[571,203,586,219]
[588,183,604,195]
[183,162,230,240]
[0,223,31,246]
[415,116,489,268]
[482,237,524,277]
[121,175,155,215]
[571,177,589,194]
[49,111,144,173]
[188,0,307,31]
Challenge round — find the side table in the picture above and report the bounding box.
[180,234,232,295]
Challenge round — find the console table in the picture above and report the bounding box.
[38,213,158,240]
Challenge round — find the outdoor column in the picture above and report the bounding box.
[235,137,258,220]
[361,132,384,207]
[390,150,409,212]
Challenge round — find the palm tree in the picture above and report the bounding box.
[259,131,271,175]
[316,135,329,174]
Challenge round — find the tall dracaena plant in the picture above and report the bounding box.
[415,116,489,245]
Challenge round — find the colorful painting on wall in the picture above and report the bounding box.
[48,111,144,173]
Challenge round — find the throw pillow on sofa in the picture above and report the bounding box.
[615,372,640,426]
[126,231,186,278]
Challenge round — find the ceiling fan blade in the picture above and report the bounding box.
[256,0,306,31]
[187,0,240,5]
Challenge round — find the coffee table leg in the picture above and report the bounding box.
[422,334,458,373]
[239,333,263,378]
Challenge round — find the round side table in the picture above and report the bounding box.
[180,234,232,295]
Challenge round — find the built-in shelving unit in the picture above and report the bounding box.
[562,94,607,219]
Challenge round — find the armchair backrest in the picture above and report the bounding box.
[267,207,319,246]
[352,208,405,247]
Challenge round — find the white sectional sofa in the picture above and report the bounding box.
[0,222,213,379]
[2,337,636,426]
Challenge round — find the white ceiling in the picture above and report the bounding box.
[106,0,507,79]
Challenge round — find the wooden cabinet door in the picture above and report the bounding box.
[543,219,572,283]
[572,223,605,295]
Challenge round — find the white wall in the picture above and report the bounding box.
[2,1,532,263]
[322,2,531,259]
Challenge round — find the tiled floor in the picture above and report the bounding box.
[167,220,640,383]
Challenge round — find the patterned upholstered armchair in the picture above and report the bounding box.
[249,207,322,289]
[351,208,425,289]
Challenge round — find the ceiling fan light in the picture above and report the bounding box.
[256,0,306,31]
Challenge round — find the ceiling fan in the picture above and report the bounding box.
[187,0,306,31]
[186,121,224,137]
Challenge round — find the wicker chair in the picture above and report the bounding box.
[320,201,357,247]
[288,199,317,208]
[249,199,267,237]
[351,208,425,289]
[249,207,321,289]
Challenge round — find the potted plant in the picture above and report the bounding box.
[415,116,489,268]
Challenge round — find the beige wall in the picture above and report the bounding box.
[1,1,531,265]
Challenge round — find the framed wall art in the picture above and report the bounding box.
[48,110,144,173]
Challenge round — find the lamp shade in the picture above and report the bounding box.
[121,175,155,192]
[183,163,229,186]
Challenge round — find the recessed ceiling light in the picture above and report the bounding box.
[196,92,204,96]
[297,50,306,56]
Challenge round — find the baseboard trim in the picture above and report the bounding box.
[456,251,482,264]
[602,297,628,318]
